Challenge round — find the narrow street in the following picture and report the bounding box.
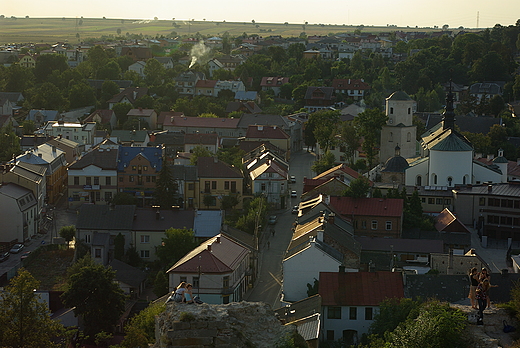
[245,150,315,308]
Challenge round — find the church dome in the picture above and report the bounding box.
[387,91,412,101]
[382,148,409,173]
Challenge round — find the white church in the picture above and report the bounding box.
[404,87,506,187]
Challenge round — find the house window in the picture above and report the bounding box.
[225,181,230,190]
[479,197,485,206]
[129,175,134,182]
[361,221,367,229]
[73,193,79,201]
[95,192,100,201]
[140,250,150,258]
[328,306,342,319]
[212,181,217,190]
[436,198,443,205]
[349,307,357,320]
[94,177,99,185]
[85,234,91,243]
[94,248,101,258]
[428,198,434,204]
[86,177,92,185]
[193,276,199,289]
[144,166,148,171]
[105,192,112,202]
[261,183,266,191]
[152,176,156,183]
[365,307,373,320]
[132,165,137,170]
[386,221,392,230]
[106,177,111,186]
[205,181,210,193]
[146,176,151,182]
[119,177,123,182]
[444,199,451,205]
[421,198,426,203]
[223,276,230,288]
[74,176,79,185]
[140,235,150,243]
[188,183,195,190]
[326,330,335,341]
[371,220,378,230]
[231,181,237,193]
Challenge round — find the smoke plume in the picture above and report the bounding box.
[189,40,211,68]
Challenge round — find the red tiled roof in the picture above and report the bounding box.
[84,109,114,124]
[329,197,403,217]
[159,111,185,126]
[184,133,218,145]
[245,125,290,139]
[195,79,217,88]
[170,116,240,129]
[319,271,404,306]
[303,178,328,193]
[169,234,249,274]
[127,108,155,116]
[332,79,371,90]
[197,157,243,178]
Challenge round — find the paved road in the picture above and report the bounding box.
[245,150,316,308]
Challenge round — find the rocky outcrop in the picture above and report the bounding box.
[154,301,299,348]
[451,304,518,348]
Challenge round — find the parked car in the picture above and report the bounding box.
[0,251,9,262]
[20,251,32,260]
[291,205,299,214]
[291,190,297,198]
[9,243,24,254]
[268,215,277,225]
[290,175,296,183]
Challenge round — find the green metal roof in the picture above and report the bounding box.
[387,91,412,101]
[430,133,473,151]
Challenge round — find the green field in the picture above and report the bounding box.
[0,17,478,45]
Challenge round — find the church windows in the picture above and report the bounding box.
[432,174,437,185]
[407,132,411,142]
[408,108,411,114]
[463,174,469,185]
[447,177,453,187]
[390,107,394,114]
[389,132,393,142]
[416,175,422,186]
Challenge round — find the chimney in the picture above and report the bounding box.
[207,244,212,252]
[487,154,494,161]
[328,212,335,225]
[38,154,43,158]
[316,230,324,242]
[488,184,492,192]
[216,236,221,243]
[52,145,56,152]
[339,265,346,273]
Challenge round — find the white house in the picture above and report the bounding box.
[248,157,288,208]
[42,121,97,146]
[319,271,404,345]
[128,61,146,78]
[0,183,38,243]
[167,233,252,304]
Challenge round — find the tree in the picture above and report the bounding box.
[117,302,165,347]
[387,300,467,348]
[190,146,214,165]
[59,225,76,245]
[0,269,63,347]
[112,102,133,125]
[144,58,165,86]
[343,176,370,198]
[97,60,122,80]
[311,151,336,174]
[110,192,138,205]
[100,80,120,106]
[309,109,340,153]
[354,108,388,167]
[28,82,69,112]
[153,271,169,298]
[21,120,36,134]
[33,54,68,83]
[337,122,361,165]
[0,127,21,161]
[155,228,198,269]
[368,297,421,338]
[61,259,126,340]
[68,82,96,109]
[114,233,125,260]
[155,164,178,208]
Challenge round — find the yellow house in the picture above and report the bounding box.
[245,125,291,160]
[195,157,244,210]
[19,54,36,68]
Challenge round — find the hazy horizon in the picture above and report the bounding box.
[2,0,519,30]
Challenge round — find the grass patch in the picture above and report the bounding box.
[24,246,74,291]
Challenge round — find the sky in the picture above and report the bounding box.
[2,0,520,29]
